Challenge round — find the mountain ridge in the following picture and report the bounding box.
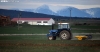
[8,5,100,17]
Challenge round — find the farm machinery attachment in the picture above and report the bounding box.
[75,35,92,40]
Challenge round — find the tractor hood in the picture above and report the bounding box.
[49,30,57,33]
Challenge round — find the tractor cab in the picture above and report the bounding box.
[47,23,72,40]
[58,23,70,30]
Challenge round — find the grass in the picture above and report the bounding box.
[0,24,100,34]
[0,35,100,52]
[0,25,52,34]
[71,25,100,29]
[0,45,100,52]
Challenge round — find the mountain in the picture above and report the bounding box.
[82,8,100,18]
[10,8,34,12]
[21,9,34,12]
[10,8,20,11]
[57,6,91,17]
[1,5,100,18]
[34,5,56,15]
[1,8,100,22]
[0,9,64,19]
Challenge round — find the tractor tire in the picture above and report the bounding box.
[59,30,71,40]
[48,36,56,40]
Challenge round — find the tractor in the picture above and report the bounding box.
[47,23,72,40]
[47,22,92,40]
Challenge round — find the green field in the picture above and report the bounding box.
[0,24,100,34]
[0,35,100,52]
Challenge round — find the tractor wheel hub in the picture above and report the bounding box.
[61,33,67,39]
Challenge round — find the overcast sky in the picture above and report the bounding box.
[0,0,100,11]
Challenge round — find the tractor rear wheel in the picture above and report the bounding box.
[59,30,71,40]
[48,36,56,40]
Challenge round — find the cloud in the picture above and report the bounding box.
[0,0,100,9]
[19,0,100,5]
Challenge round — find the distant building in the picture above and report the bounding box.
[11,18,55,25]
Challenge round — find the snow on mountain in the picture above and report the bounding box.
[57,6,91,17]
[34,5,56,15]
[82,8,100,18]
[86,10,94,17]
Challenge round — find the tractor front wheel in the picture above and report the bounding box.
[48,36,56,40]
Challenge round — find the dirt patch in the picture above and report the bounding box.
[0,43,100,47]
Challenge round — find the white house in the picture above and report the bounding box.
[11,18,55,25]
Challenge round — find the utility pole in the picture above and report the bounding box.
[69,8,72,24]
[18,12,21,30]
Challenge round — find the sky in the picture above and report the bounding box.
[0,0,100,12]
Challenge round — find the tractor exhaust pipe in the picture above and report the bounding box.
[52,24,54,30]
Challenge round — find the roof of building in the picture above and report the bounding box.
[11,18,51,21]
